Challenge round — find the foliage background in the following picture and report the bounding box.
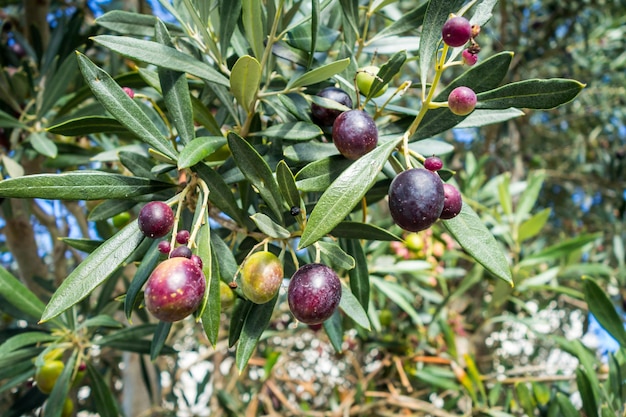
[0,0,625,416]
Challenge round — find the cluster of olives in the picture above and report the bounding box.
[34,351,85,416]
[137,202,342,325]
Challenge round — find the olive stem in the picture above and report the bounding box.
[187,177,210,249]
[169,181,193,251]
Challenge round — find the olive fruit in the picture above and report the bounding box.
[220,280,236,309]
[138,201,174,239]
[35,360,64,394]
[144,257,206,322]
[388,168,445,232]
[332,109,378,160]
[169,245,192,259]
[158,240,171,254]
[288,263,342,325]
[176,229,190,244]
[441,16,472,47]
[462,49,478,66]
[424,156,443,171]
[440,183,463,219]
[240,251,283,304]
[311,87,353,126]
[448,86,477,116]
[356,66,387,98]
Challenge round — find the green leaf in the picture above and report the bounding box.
[371,276,421,325]
[230,55,262,113]
[47,116,128,135]
[91,35,229,87]
[46,350,77,417]
[150,321,172,360]
[583,277,626,347]
[218,0,242,58]
[193,162,248,227]
[288,58,351,89]
[155,20,195,146]
[455,108,525,129]
[556,392,580,417]
[443,203,513,285]
[76,52,177,159]
[178,136,227,169]
[477,78,586,110]
[0,266,48,323]
[518,207,551,242]
[28,132,58,158]
[317,241,355,270]
[299,137,402,248]
[251,213,291,239]
[96,10,184,36]
[343,239,370,309]
[0,108,26,128]
[39,53,79,118]
[79,315,124,330]
[86,361,121,417]
[323,309,343,353]
[201,243,221,347]
[1,154,24,178]
[229,299,252,347]
[366,50,407,101]
[236,295,278,372]
[0,171,174,200]
[295,156,352,192]
[242,0,265,60]
[520,233,601,266]
[576,368,599,417]
[250,121,323,141]
[339,284,370,329]
[228,132,286,221]
[0,332,56,355]
[41,220,145,322]
[515,383,536,417]
[284,141,339,163]
[276,160,301,210]
[124,239,161,321]
[0,347,44,370]
[332,221,401,241]
[192,96,223,135]
[309,0,319,68]
[515,170,546,224]
[370,2,427,41]
[418,0,465,92]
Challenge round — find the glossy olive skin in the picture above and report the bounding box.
[442,16,472,47]
[388,168,445,232]
[440,183,463,219]
[241,251,283,304]
[448,86,477,116]
[138,201,174,238]
[35,360,64,394]
[288,263,342,325]
[144,257,206,322]
[356,66,388,97]
[332,109,378,160]
[219,280,236,309]
[311,87,353,126]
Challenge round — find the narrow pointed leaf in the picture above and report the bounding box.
[150,321,172,360]
[96,10,184,37]
[366,50,406,100]
[583,277,626,347]
[46,350,77,417]
[339,284,370,330]
[92,35,229,87]
[251,213,291,239]
[370,2,427,41]
[0,108,26,128]
[178,136,227,169]
[276,160,301,210]
[86,362,121,417]
[192,162,248,226]
[218,0,242,57]
[76,52,177,159]
[288,58,351,89]
[249,121,322,141]
[332,221,401,241]
[41,220,145,322]
[124,239,161,320]
[236,295,278,371]
[28,132,58,158]
[230,55,261,112]
[227,132,286,221]
[323,309,343,353]
[343,238,370,309]
[47,116,127,135]
[0,171,174,200]
[0,266,47,322]
[299,137,402,248]
[318,241,355,270]
[201,248,221,347]
[477,78,586,110]
[242,0,265,59]
[443,203,513,285]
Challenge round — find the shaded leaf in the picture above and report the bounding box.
[124,239,161,321]
[343,238,370,309]
[583,277,626,347]
[86,361,121,417]
[366,50,407,100]
[339,284,370,330]
[236,295,278,372]
[242,0,265,60]
[150,321,172,360]
[28,132,57,158]
[47,116,128,135]
[96,10,184,36]
[0,332,56,355]
[318,241,355,270]
[276,160,301,210]
[288,58,351,89]
[332,221,401,241]
[370,2,427,41]
[250,121,322,141]
[251,213,291,239]
[323,309,343,353]
[201,242,221,347]
[477,78,586,110]
[0,266,48,323]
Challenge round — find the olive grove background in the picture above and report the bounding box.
[0,0,625,416]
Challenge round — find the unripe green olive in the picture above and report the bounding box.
[356,66,387,98]
[35,360,64,394]
[240,251,283,304]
